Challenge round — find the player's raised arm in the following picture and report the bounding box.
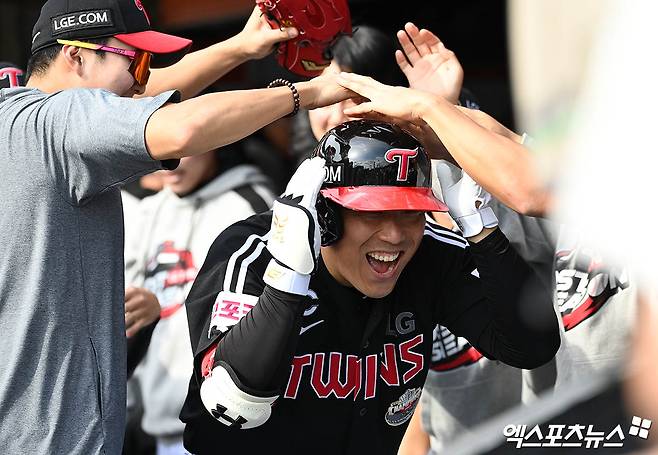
[183,158,325,429]
[145,75,354,160]
[142,7,298,100]
[337,72,549,217]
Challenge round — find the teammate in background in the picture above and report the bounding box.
[126,143,275,455]
[0,0,352,452]
[180,118,559,454]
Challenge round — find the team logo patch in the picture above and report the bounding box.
[51,10,113,35]
[0,67,23,89]
[385,388,422,426]
[143,241,197,319]
[208,291,259,338]
[555,248,629,331]
[384,148,418,181]
[134,0,151,24]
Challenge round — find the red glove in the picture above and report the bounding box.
[256,0,352,77]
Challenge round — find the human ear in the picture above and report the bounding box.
[61,45,85,77]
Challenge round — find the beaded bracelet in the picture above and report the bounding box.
[267,78,300,117]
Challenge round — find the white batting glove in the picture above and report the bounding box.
[264,157,324,294]
[433,160,498,238]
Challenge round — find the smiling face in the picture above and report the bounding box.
[321,208,426,298]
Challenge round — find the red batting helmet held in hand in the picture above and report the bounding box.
[256,0,352,77]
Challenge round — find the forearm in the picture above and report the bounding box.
[419,98,550,216]
[143,36,248,100]
[467,228,560,369]
[215,286,306,392]
[127,317,158,378]
[147,83,310,160]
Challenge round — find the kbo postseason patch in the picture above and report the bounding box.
[384,388,422,426]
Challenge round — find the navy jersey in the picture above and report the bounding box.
[181,212,558,455]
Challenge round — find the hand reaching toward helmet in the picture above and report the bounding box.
[396,23,463,104]
[337,73,454,161]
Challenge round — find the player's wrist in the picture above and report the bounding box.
[453,207,498,239]
[263,259,311,295]
[294,81,315,110]
[224,33,252,62]
[415,95,441,122]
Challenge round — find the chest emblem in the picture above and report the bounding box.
[385,388,422,426]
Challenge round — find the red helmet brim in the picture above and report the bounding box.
[321,187,448,212]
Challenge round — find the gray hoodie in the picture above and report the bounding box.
[125,164,274,438]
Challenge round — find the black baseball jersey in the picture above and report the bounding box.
[180,212,559,455]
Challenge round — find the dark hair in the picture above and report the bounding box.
[289,26,407,165]
[26,37,110,80]
[331,25,406,87]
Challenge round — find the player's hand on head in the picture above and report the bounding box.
[302,73,357,110]
[433,161,498,238]
[337,72,429,123]
[266,157,325,279]
[396,23,463,104]
[236,6,299,60]
[402,120,456,164]
[124,287,160,338]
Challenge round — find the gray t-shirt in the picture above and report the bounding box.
[0,87,177,455]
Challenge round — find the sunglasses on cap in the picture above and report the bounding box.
[56,39,152,86]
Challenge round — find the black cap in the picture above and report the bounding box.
[31,0,191,65]
[0,62,25,88]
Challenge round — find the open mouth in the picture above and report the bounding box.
[366,251,402,277]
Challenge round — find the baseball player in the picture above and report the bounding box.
[179,119,560,454]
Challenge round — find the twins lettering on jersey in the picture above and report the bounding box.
[430,325,483,371]
[284,334,424,400]
[555,249,629,330]
[143,241,197,318]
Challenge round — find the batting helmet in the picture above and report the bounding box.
[0,62,25,89]
[313,119,448,246]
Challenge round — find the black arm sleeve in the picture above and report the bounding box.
[440,228,560,369]
[215,286,306,394]
[126,318,158,378]
[185,212,308,396]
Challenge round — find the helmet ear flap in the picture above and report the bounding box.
[316,193,343,247]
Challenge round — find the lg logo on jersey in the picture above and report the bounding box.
[386,311,415,336]
[284,334,424,400]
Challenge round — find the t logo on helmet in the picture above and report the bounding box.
[385,149,418,182]
[0,68,24,88]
